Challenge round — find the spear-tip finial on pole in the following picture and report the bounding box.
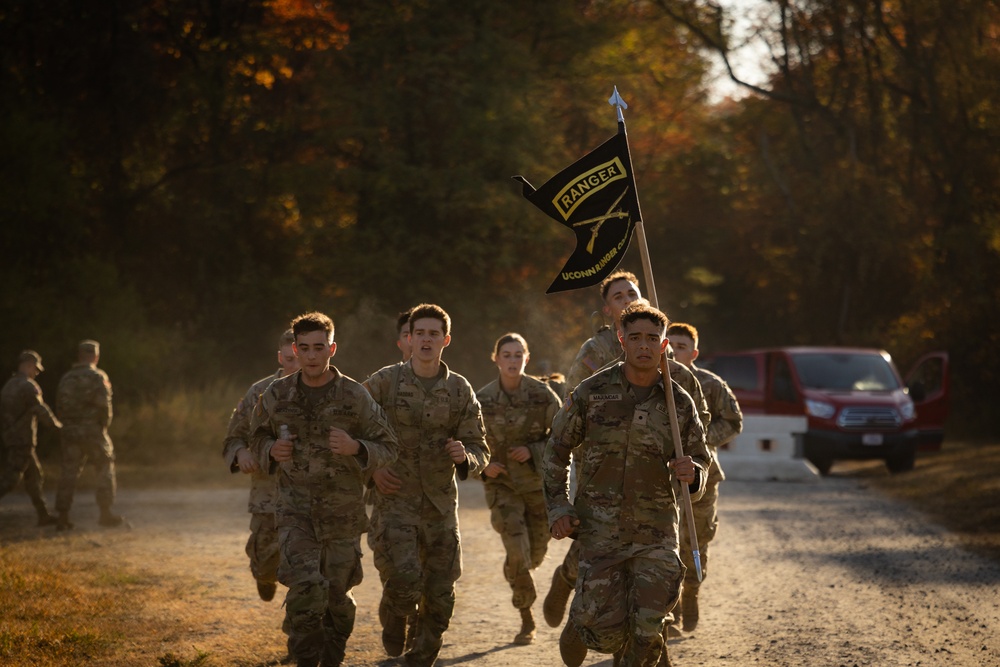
[608,86,628,123]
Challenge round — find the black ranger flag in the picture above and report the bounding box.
[514,118,639,294]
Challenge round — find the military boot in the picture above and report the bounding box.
[33,500,57,527]
[513,607,536,645]
[98,506,124,527]
[543,567,573,627]
[257,580,277,601]
[559,621,588,667]
[680,585,699,632]
[379,599,407,657]
[56,511,74,531]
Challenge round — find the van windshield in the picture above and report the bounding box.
[790,352,901,392]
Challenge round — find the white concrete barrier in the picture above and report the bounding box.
[717,414,819,482]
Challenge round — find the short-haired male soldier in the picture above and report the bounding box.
[365,303,490,667]
[666,322,743,633]
[545,271,711,666]
[55,340,124,529]
[250,312,398,667]
[545,303,710,667]
[223,329,300,603]
[0,350,60,525]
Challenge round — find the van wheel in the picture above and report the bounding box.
[886,449,916,474]
[808,456,833,475]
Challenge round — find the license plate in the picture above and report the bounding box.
[862,433,884,446]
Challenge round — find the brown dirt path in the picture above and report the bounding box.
[2,475,999,666]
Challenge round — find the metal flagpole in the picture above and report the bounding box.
[608,86,703,582]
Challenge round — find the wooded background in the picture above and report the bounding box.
[2,0,997,438]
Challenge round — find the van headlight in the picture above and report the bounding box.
[806,399,836,419]
[899,399,916,421]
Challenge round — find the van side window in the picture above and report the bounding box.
[771,356,798,403]
[710,356,760,392]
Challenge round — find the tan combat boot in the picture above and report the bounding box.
[559,621,588,667]
[543,568,573,627]
[681,585,699,632]
[513,607,536,645]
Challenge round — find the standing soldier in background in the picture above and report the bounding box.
[365,303,490,667]
[54,340,123,529]
[250,312,398,667]
[666,323,743,633]
[222,329,300,602]
[477,333,561,645]
[0,350,60,525]
[545,271,710,666]
[545,303,710,667]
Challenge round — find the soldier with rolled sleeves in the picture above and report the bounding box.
[365,303,490,667]
[544,272,711,666]
[477,332,561,645]
[223,329,300,602]
[545,303,710,667]
[54,340,123,529]
[666,322,743,633]
[0,350,60,525]
[249,312,399,667]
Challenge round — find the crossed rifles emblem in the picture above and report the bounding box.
[571,186,630,254]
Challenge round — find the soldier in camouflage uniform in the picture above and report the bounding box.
[249,312,398,667]
[0,350,60,525]
[54,340,123,529]
[545,303,710,667]
[477,333,561,645]
[666,323,743,633]
[365,303,490,667]
[545,273,710,667]
[223,329,299,602]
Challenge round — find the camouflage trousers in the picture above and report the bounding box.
[370,498,462,665]
[571,544,684,667]
[678,463,722,589]
[55,429,116,514]
[247,512,280,584]
[277,516,363,666]
[484,483,550,609]
[0,442,46,506]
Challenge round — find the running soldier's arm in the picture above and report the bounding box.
[526,385,562,464]
[543,393,583,526]
[675,388,710,501]
[222,381,260,469]
[563,338,600,400]
[353,392,399,473]
[453,389,489,480]
[705,375,743,449]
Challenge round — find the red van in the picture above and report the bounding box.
[700,347,949,474]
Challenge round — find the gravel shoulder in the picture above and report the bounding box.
[1,473,998,666]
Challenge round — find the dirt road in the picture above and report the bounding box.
[2,474,999,666]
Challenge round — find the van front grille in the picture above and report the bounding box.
[837,407,901,430]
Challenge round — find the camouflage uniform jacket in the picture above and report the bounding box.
[544,362,709,549]
[691,364,744,480]
[476,375,561,494]
[565,327,712,431]
[365,360,490,521]
[56,363,112,437]
[1,373,60,447]
[248,367,398,540]
[223,368,282,513]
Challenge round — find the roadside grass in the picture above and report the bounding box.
[0,549,157,666]
[867,439,1000,561]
